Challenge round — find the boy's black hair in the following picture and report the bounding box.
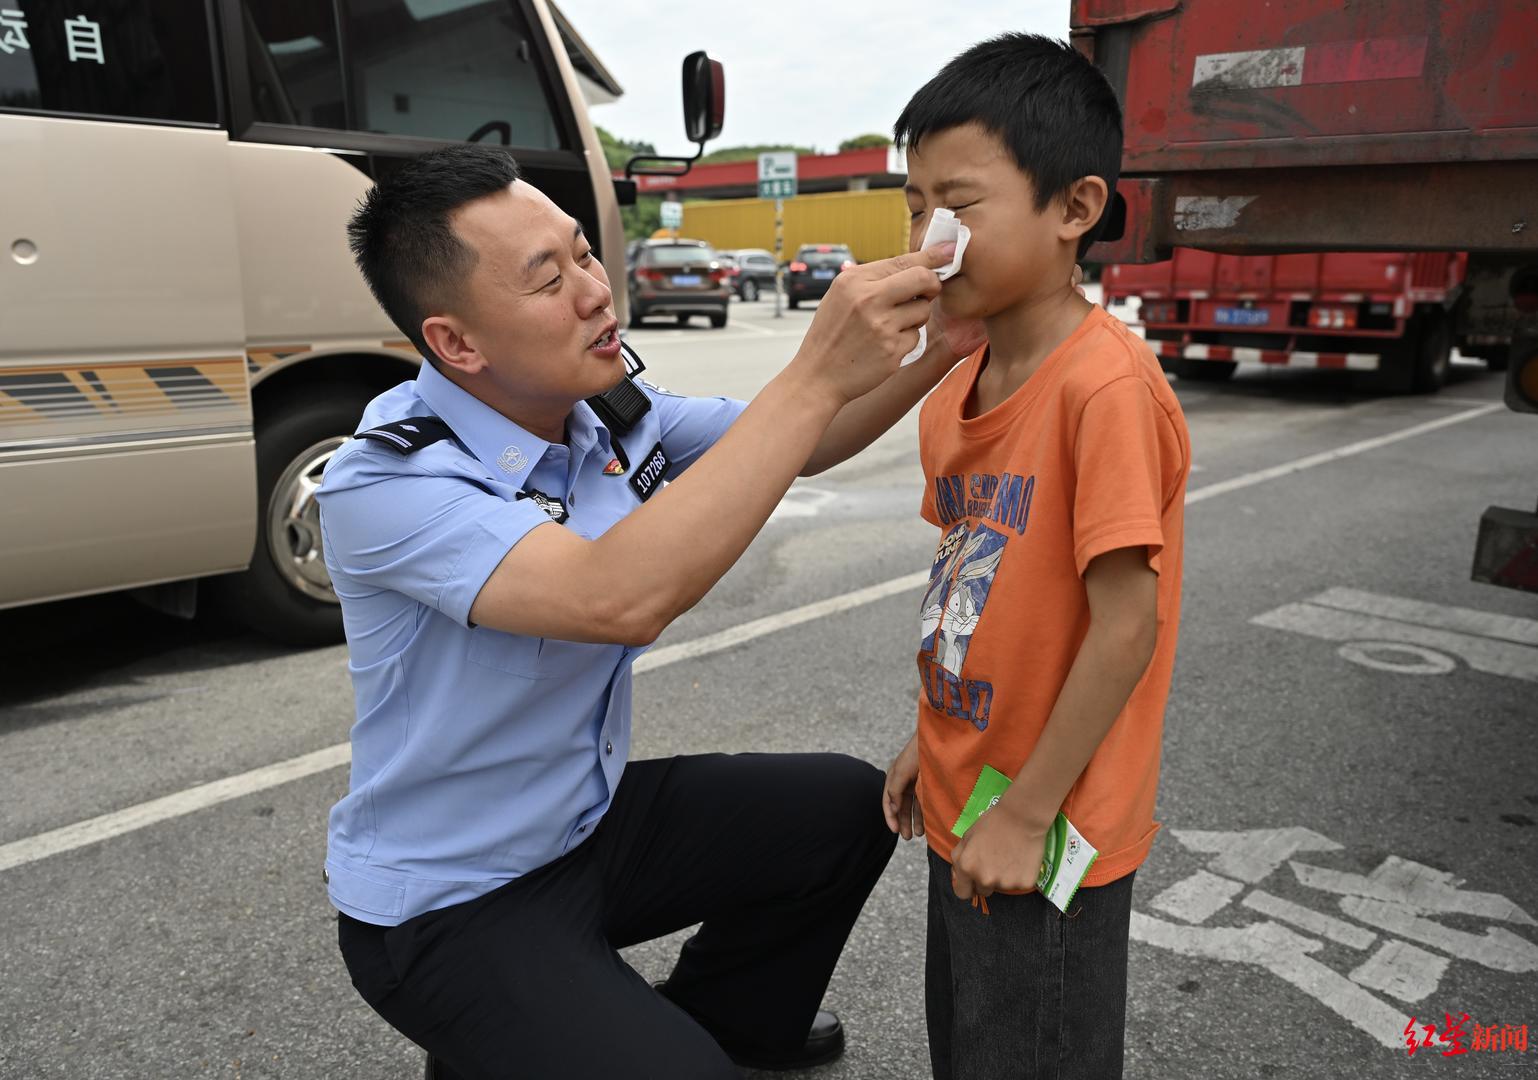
[894,33,1122,258]
[347,145,522,365]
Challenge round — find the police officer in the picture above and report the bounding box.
[319,146,973,1079]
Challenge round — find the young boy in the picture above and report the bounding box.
[881,33,1191,1080]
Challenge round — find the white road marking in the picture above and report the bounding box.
[1140,825,1538,1049]
[1252,596,1538,682]
[768,485,837,522]
[1243,890,1378,950]
[1338,897,1538,974]
[1149,870,1245,923]
[1185,402,1502,505]
[1170,826,1343,882]
[0,744,350,874]
[1310,586,1538,646]
[1335,641,1456,675]
[1349,940,1449,1003]
[0,399,1504,871]
[1130,913,1414,1050]
[635,572,928,675]
[1290,856,1536,925]
[0,572,930,872]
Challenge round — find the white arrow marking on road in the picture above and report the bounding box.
[1130,913,1414,1050]
[1149,870,1245,923]
[1348,939,1449,1003]
[1170,827,1343,882]
[1337,897,1538,974]
[1252,588,1538,682]
[1291,855,1536,925]
[1242,890,1378,950]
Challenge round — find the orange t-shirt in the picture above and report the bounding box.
[915,306,1191,886]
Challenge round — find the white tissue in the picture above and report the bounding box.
[901,207,971,365]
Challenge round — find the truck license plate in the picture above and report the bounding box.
[1215,306,1269,326]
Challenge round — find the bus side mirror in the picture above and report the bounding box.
[682,51,725,144]
[625,52,723,178]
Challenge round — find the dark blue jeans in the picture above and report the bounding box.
[926,847,1135,1080]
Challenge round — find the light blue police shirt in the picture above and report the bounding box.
[317,360,745,925]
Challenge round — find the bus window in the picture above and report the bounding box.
[241,1,346,129]
[0,0,216,124]
[340,0,564,149]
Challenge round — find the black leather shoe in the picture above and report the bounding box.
[655,982,846,1071]
[423,1054,466,1080]
[718,1008,845,1071]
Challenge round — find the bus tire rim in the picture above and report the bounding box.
[267,436,347,604]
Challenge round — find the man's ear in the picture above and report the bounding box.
[1059,176,1110,246]
[422,315,489,376]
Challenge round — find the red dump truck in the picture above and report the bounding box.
[1103,251,1486,392]
[1073,0,1538,594]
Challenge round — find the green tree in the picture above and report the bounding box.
[838,133,891,152]
[621,195,664,243]
[698,143,816,164]
[595,125,657,173]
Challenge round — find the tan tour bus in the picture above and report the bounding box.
[0,0,721,643]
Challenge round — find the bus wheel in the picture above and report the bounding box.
[210,390,372,646]
[1172,358,1237,382]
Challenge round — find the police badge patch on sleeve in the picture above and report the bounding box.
[629,442,671,502]
[518,489,570,524]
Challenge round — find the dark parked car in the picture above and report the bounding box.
[722,248,778,301]
[785,244,855,308]
[627,240,731,328]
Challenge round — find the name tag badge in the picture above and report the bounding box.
[629,441,671,502]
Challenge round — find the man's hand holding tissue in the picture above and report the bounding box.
[799,244,962,476]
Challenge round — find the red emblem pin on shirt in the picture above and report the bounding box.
[603,458,626,476]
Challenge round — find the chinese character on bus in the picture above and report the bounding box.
[0,8,29,54]
[64,15,104,64]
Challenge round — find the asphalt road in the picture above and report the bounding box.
[2,295,1535,1079]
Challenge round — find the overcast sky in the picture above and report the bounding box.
[554,0,1072,153]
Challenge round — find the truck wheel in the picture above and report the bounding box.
[1172,358,1237,382]
[208,387,374,646]
[1411,312,1453,393]
[742,279,759,302]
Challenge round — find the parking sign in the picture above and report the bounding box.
[758,151,797,200]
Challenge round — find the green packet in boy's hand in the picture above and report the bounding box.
[951,764,1099,914]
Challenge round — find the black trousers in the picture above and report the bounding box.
[925,848,1136,1080]
[338,753,897,1080]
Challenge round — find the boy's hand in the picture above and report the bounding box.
[882,732,925,841]
[790,245,953,404]
[949,798,1047,901]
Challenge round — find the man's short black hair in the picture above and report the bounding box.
[894,33,1122,257]
[347,145,521,365]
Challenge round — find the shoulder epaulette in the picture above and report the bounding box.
[354,416,456,453]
